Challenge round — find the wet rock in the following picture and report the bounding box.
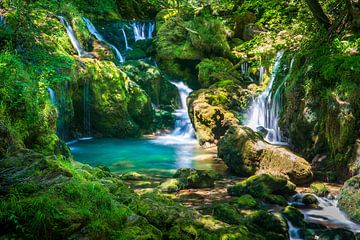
[310,182,329,197]
[282,206,305,227]
[302,194,319,208]
[218,126,313,184]
[173,168,222,188]
[227,174,296,198]
[338,175,360,222]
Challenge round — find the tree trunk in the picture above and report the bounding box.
[305,0,332,28]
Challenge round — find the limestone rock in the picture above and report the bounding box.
[218,126,313,184]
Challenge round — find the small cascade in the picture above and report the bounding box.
[83,17,125,62]
[47,87,56,105]
[246,50,286,144]
[259,66,265,84]
[287,220,302,240]
[58,16,85,57]
[170,81,195,139]
[289,193,360,234]
[121,28,132,51]
[131,22,155,41]
[83,79,91,138]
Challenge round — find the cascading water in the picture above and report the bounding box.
[0,15,5,25]
[259,66,266,84]
[131,22,155,41]
[246,50,286,144]
[58,16,85,57]
[170,81,195,139]
[82,17,125,63]
[121,28,132,51]
[47,87,56,105]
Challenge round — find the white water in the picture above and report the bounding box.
[82,17,125,62]
[246,50,286,144]
[47,87,56,105]
[154,81,196,145]
[259,66,265,84]
[289,193,360,234]
[58,16,85,57]
[131,22,155,41]
[121,28,132,51]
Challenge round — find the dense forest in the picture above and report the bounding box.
[0,0,359,239]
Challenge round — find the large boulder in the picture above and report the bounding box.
[218,126,313,184]
[173,168,222,188]
[338,175,360,223]
[188,81,252,147]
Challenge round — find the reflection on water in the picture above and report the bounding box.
[69,138,224,177]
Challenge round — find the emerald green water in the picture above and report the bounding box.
[69,138,223,177]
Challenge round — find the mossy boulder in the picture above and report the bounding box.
[218,126,313,184]
[188,81,252,147]
[173,168,222,188]
[227,174,296,199]
[310,183,329,197]
[158,178,186,193]
[121,171,147,180]
[338,175,360,222]
[282,206,305,227]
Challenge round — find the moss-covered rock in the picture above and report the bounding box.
[188,81,252,147]
[227,174,296,199]
[310,183,329,197]
[218,126,313,184]
[121,171,148,180]
[318,229,357,240]
[158,178,186,193]
[281,206,305,227]
[338,175,360,223]
[213,203,243,225]
[173,168,222,188]
[302,194,319,208]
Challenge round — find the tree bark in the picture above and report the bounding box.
[305,0,332,28]
[346,0,360,32]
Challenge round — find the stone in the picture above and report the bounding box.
[218,126,313,184]
[310,183,329,197]
[173,168,222,188]
[338,175,360,222]
[302,194,319,208]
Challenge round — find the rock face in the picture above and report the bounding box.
[218,126,313,184]
[188,81,252,147]
[338,175,360,223]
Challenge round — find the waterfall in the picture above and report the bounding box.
[83,79,91,137]
[259,66,265,84]
[82,17,125,63]
[147,22,155,39]
[131,22,155,41]
[58,16,85,57]
[246,50,285,144]
[47,87,56,105]
[121,28,132,51]
[170,81,195,139]
[0,15,5,25]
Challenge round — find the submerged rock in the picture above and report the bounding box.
[218,126,313,184]
[338,175,360,223]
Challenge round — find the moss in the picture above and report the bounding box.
[121,171,148,181]
[235,194,259,209]
[213,203,243,225]
[158,178,186,193]
[310,183,329,197]
[282,206,305,228]
[227,174,296,199]
[338,175,360,223]
[173,168,222,188]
